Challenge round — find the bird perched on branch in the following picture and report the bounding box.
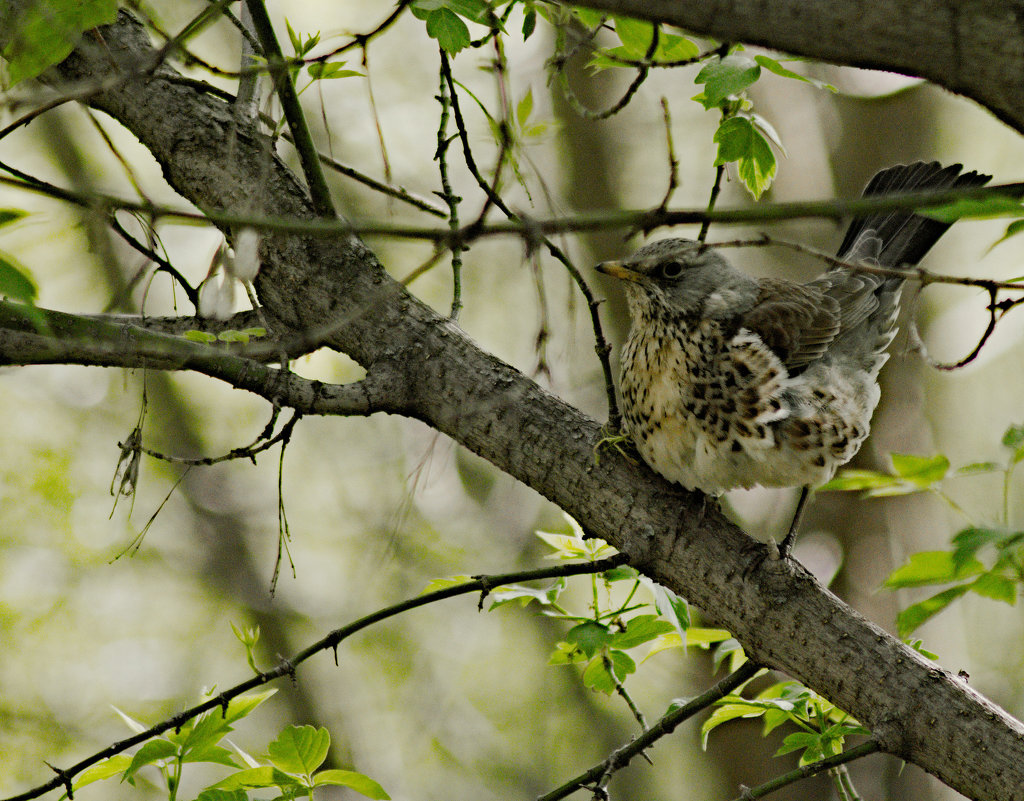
[597,161,990,554]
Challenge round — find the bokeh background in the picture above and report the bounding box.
[2,2,1023,800]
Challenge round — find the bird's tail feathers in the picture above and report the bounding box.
[837,161,991,268]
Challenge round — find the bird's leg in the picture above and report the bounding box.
[778,485,811,557]
[593,423,637,465]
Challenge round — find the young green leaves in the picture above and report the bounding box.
[410,0,502,54]
[694,55,778,199]
[825,422,1024,637]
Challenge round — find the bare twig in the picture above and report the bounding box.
[727,741,880,801]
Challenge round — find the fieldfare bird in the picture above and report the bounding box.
[598,161,990,554]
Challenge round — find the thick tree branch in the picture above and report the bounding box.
[561,0,1024,135]
[0,303,393,417]
[12,11,1020,801]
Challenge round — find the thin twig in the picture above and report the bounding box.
[435,51,464,321]
[133,408,300,467]
[557,23,657,119]
[727,741,880,801]
[699,164,726,243]
[4,554,630,801]
[439,58,621,425]
[657,97,680,211]
[3,167,1023,247]
[243,0,336,218]
[538,660,762,801]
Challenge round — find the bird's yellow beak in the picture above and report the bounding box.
[596,260,643,282]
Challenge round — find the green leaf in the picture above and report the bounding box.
[684,627,733,648]
[522,7,536,39]
[608,615,676,649]
[819,468,902,492]
[608,649,635,679]
[314,769,391,799]
[0,254,37,303]
[516,87,534,126]
[488,581,562,608]
[218,330,251,343]
[712,638,747,672]
[970,572,1017,604]
[905,638,940,660]
[548,640,586,665]
[285,19,302,54]
[211,766,302,791]
[642,631,682,661]
[307,62,363,80]
[446,0,496,25]
[124,739,178,780]
[712,116,754,166]
[72,755,132,789]
[535,528,617,561]
[896,585,971,637]
[694,54,761,109]
[956,461,1001,476]
[753,55,836,91]
[581,650,635,693]
[603,565,639,582]
[884,550,984,588]
[184,330,218,343]
[1002,423,1024,463]
[181,743,239,767]
[566,620,611,658]
[701,700,764,747]
[651,583,690,631]
[614,16,655,58]
[571,8,607,28]
[421,575,474,594]
[737,129,776,199]
[951,527,1007,569]
[195,790,249,801]
[654,34,700,63]
[2,0,117,84]
[709,114,778,197]
[774,731,821,757]
[889,452,950,486]
[267,725,330,775]
[421,7,471,53]
[995,218,1024,246]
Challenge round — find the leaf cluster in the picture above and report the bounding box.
[66,689,388,801]
[703,680,869,765]
[825,423,1024,636]
[475,518,744,697]
[694,53,833,199]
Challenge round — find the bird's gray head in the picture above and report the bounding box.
[597,238,757,322]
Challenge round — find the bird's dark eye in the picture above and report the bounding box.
[658,260,685,279]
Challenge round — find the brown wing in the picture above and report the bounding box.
[740,278,842,374]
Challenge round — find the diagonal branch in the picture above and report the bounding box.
[16,12,1024,801]
[559,0,1024,135]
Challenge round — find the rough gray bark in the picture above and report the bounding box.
[3,8,1023,801]
[563,0,1024,135]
